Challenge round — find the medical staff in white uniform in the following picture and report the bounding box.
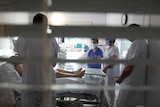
[116,24,148,107]
[102,39,119,107]
[14,13,60,107]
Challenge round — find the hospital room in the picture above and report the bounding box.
[0,0,160,107]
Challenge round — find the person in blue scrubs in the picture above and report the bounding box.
[87,38,103,69]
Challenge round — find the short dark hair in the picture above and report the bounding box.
[33,13,48,24]
[91,38,98,43]
[129,24,140,27]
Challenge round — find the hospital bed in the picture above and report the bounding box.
[14,78,105,107]
[56,68,106,107]
[12,68,106,107]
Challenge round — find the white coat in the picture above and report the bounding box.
[104,46,120,77]
[103,45,120,107]
[14,37,60,107]
[15,37,60,85]
[116,40,147,107]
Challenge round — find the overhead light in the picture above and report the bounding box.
[0,12,30,25]
[49,12,65,26]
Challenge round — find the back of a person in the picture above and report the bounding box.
[122,39,147,85]
[17,37,55,85]
[14,13,58,107]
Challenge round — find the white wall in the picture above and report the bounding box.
[127,14,150,27]
[106,13,122,26]
[48,12,107,26]
[48,12,123,26]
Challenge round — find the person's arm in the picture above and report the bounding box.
[102,55,117,73]
[116,65,134,84]
[56,72,77,78]
[56,68,85,78]
[102,64,112,73]
[56,68,82,74]
[15,64,22,77]
[52,38,60,67]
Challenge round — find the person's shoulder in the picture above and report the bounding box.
[134,40,141,43]
[88,49,92,53]
[133,40,146,46]
[98,47,103,51]
[110,46,118,52]
[112,45,118,49]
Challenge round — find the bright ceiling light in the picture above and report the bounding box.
[49,12,65,26]
[0,12,30,25]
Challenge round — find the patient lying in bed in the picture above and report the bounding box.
[1,56,106,106]
[0,64,16,107]
[3,55,85,82]
[2,56,102,95]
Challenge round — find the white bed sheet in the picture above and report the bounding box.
[82,68,105,76]
[56,76,102,96]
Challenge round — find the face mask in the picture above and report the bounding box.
[106,40,110,46]
[92,43,97,49]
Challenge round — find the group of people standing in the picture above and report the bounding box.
[0,12,148,107]
[87,24,147,107]
[87,37,119,107]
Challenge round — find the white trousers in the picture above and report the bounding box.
[116,83,145,107]
[104,76,116,107]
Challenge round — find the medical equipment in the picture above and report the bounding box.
[56,68,106,107]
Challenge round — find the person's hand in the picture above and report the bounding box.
[115,76,122,84]
[102,67,106,73]
[96,56,102,59]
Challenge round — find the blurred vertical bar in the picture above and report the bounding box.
[42,0,53,107]
[0,25,4,36]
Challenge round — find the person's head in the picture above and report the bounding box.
[129,24,140,27]
[105,39,115,46]
[128,24,140,42]
[91,38,98,49]
[33,13,48,29]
